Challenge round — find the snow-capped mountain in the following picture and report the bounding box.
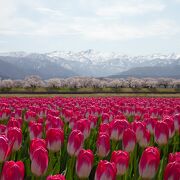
[0,50,180,79]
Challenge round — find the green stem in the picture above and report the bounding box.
[0,163,3,175]
[158,146,168,180]
[133,144,138,179]
[111,140,117,151]
[66,156,76,180]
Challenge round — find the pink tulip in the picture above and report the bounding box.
[67,130,84,156]
[145,117,156,135]
[25,111,37,122]
[30,138,46,160]
[101,113,110,124]
[163,116,175,138]
[76,149,94,178]
[31,147,49,176]
[73,119,91,139]
[14,108,22,118]
[95,160,117,180]
[139,147,160,179]
[154,121,169,146]
[132,121,146,142]
[110,119,129,141]
[111,150,129,176]
[7,118,21,129]
[46,174,66,180]
[138,129,150,148]
[1,161,24,180]
[7,127,22,151]
[174,113,180,134]
[0,108,11,120]
[46,128,64,152]
[0,124,6,135]
[0,135,8,162]
[122,128,136,153]
[45,115,64,131]
[168,152,180,163]
[96,133,110,158]
[164,162,180,180]
[29,121,43,140]
[99,123,110,136]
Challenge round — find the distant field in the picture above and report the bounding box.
[0,87,180,93]
[0,87,180,98]
[0,93,180,98]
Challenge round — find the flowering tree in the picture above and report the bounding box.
[45,78,63,89]
[0,79,14,90]
[23,75,45,90]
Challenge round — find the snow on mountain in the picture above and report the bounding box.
[1,50,180,77]
[0,51,29,57]
[46,50,180,64]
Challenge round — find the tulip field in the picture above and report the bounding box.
[0,97,180,180]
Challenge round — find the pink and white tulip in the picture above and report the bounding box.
[76,149,94,178]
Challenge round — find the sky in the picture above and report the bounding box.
[0,0,180,55]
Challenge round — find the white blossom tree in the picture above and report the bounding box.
[23,75,45,89]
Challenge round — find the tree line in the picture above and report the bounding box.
[0,75,180,91]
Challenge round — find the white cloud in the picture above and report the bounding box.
[78,19,179,41]
[0,0,179,42]
[36,7,64,17]
[96,1,165,16]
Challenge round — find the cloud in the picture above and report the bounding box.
[78,19,180,41]
[36,7,64,17]
[0,0,179,42]
[96,1,165,16]
[0,40,7,44]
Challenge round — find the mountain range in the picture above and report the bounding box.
[0,49,180,79]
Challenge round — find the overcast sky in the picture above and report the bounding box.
[0,0,180,55]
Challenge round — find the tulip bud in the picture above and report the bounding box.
[138,129,150,148]
[154,121,169,146]
[7,127,22,151]
[0,108,11,120]
[25,111,37,122]
[99,123,110,136]
[164,162,180,180]
[139,147,160,179]
[7,118,21,129]
[95,160,117,180]
[0,124,6,135]
[46,128,64,152]
[174,113,180,134]
[46,115,64,131]
[1,161,24,180]
[73,119,91,139]
[96,133,110,158]
[67,130,84,157]
[110,119,129,141]
[76,149,94,178]
[145,117,156,135]
[111,150,129,176]
[101,113,110,124]
[168,152,180,163]
[122,128,136,153]
[29,121,43,140]
[163,117,175,138]
[46,174,66,180]
[132,121,146,142]
[0,135,8,162]
[30,138,46,160]
[31,147,49,176]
